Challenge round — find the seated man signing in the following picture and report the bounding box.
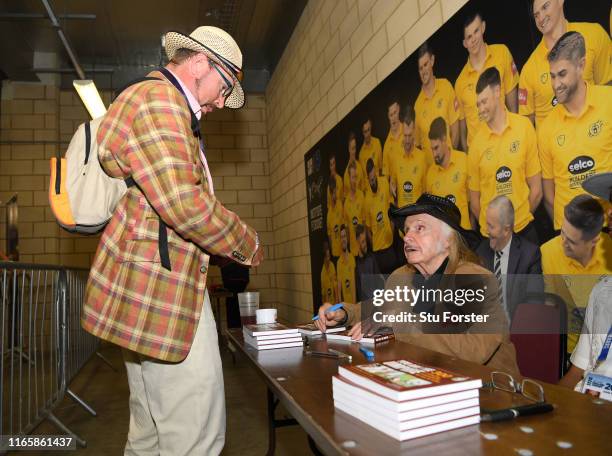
[315,193,520,376]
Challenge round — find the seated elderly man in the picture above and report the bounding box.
[316,193,520,376]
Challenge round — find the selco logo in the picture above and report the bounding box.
[446,194,456,204]
[345,279,350,289]
[352,216,358,226]
[496,166,512,183]
[567,156,595,175]
[403,181,414,192]
[376,211,383,223]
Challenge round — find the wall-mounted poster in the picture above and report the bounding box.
[304,0,611,312]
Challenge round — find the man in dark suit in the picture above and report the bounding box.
[476,195,543,321]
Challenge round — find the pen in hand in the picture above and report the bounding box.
[312,303,344,321]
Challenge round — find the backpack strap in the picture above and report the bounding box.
[84,122,91,165]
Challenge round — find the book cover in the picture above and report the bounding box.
[325,329,394,344]
[296,323,347,336]
[243,323,299,337]
[244,340,304,350]
[338,359,482,401]
[580,372,612,401]
[243,333,303,346]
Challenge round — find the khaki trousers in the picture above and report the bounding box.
[123,291,225,455]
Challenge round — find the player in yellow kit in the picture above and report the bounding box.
[320,240,338,304]
[359,117,383,176]
[468,67,543,244]
[519,0,611,127]
[326,154,343,208]
[343,131,367,194]
[538,32,612,231]
[414,42,462,162]
[455,11,519,149]
[425,117,471,230]
[389,107,427,207]
[336,225,357,304]
[326,178,344,258]
[364,158,396,274]
[382,99,404,177]
[343,161,366,257]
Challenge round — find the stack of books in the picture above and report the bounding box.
[243,323,303,350]
[333,359,482,441]
[296,323,347,336]
[326,329,395,345]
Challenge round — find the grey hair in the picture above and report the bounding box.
[548,31,586,64]
[488,195,515,229]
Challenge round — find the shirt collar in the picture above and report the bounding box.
[500,236,512,256]
[165,68,202,120]
[484,109,511,137]
[421,78,439,100]
[558,83,595,120]
[467,44,492,74]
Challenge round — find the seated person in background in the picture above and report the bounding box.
[559,172,612,391]
[354,223,384,302]
[541,194,612,354]
[320,240,338,305]
[316,194,520,376]
[476,195,543,321]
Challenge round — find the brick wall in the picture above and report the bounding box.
[265,0,469,323]
[1,84,273,306]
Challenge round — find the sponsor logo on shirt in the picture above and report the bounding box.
[568,156,595,175]
[588,120,603,138]
[518,88,528,105]
[345,279,350,289]
[352,216,358,226]
[540,73,548,84]
[446,194,457,204]
[551,96,558,107]
[496,166,512,183]
[403,181,414,193]
[376,211,383,223]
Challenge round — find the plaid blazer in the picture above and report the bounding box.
[82,70,258,362]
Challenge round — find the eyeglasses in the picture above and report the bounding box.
[483,371,545,403]
[209,60,234,99]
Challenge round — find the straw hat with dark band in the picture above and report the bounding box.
[165,26,245,109]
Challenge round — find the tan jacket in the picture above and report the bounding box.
[345,260,520,377]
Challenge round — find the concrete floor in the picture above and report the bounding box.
[29,342,313,456]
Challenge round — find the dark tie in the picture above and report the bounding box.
[494,250,503,304]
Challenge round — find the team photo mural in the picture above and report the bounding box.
[304,0,611,311]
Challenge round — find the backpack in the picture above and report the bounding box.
[49,69,203,270]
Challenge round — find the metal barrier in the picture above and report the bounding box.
[1,262,104,448]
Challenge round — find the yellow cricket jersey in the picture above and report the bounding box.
[541,234,612,352]
[382,123,404,177]
[343,189,366,256]
[425,150,471,230]
[337,253,357,304]
[326,174,344,208]
[359,137,382,175]
[455,44,519,146]
[468,111,541,236]
[519,22,612,126]
[326,200,344,257]
[537,84,612,230]
[320,261,338,304]
[364,178,393,251]
[414,78,463,166]
[343,159,367,194]
[390,147,427,207]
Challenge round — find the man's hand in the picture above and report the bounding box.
[314,302,346,332]
[348,321,363,341]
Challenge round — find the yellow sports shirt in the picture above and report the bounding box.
[414,78,463,166]
[326,199,344,257]
[326,173,344,208]
[541,234,612,352]
[320,262,338,304]
[382,123,404,177]
[364,178,393,251]
[343,189,366,256]
[337,253,357,304]
[426,149,471,230]
[537,84,612,229]
[359,137,382,175]
[468,111,541,236]
[455,44,519,146]
[390,148,427,207]
[519,21,612,126]
[343,159,367,194]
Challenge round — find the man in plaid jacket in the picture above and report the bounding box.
[83,26,262,455]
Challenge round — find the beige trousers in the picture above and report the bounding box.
[123,291,225,456]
